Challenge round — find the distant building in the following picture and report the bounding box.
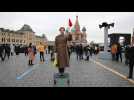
[0,24,47,46]
[66,16,87,46]
[108,33,131,47]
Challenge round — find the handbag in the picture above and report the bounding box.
[53,53,58,67]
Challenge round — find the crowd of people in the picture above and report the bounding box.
[0,44,15,61]
[0,44,32,61]
[50,43,100,64]
[68,44,99,61]
[0,26,134,79]
[111,42,134,79]
[23,42,47,66]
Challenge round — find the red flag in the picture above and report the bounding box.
[69,18,72,27]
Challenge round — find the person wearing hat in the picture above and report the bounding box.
[55,27,72,75]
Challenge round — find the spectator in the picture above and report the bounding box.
[124,45,130,65]
[38,42,47,62]
[75,44,80,60]
[85,45,90,61]
[111,44,117,61]
[79,44,83,60]
[127,45,134,79]
[28,43,34,66]
[0,44,6,61]
[24,46,28,56]
[5,44,11,59]
[10,44,14,56]
[116,43,122,62]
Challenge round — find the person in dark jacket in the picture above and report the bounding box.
[15,45,20,55]
[5,44,11,59]
[84,45,90,61]
[0,44,3,60]
[75,45,80,60]
[124,45,130,65]
[68,46,71,60]
[50,48,55,61]
[116,43,122,62]
[79,44,83,60]
[89,47,93,57]
[0,44,6,61]
[24,46,28,56]
[127,46,134,79]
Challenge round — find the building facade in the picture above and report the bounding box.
[66,16,87,46]
[108,33,131,47]
[0,24,47,46]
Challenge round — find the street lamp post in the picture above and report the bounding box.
[131,28,134,46]
[99,22,114,52]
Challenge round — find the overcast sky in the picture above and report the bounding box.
[0,12,134,43]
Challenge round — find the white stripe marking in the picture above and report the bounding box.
[90,59,134,84]
[16,64,39,80]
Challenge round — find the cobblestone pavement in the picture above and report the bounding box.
[93,52,133,77]
[0,52,134,87]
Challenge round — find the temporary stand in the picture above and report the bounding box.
[53,73,70,86]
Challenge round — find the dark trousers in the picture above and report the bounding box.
[25,52,28,56]
[112,54,116,61]
[48,49,50,54]
[90,52,92,57]
[0,54,4,61]
[116,53,122,62]
[0,52,5,61]
[125,58,129,65]
[11,52,13,56]
[51,52,54,61]
[5,52,10,59]
[128,60,134,78]
[28,60,33,65]
[76,53,79,60]
[79,53,83,60]
[86,56,89,61]
[40,52,44,62]
[58,68,65,74]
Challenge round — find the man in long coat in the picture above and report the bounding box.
[127,45,134,78]
[55,27,72,74]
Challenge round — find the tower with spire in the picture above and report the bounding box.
[74,16,80,32]
[69,16,87,45]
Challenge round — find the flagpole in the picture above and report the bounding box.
[68,18,72,33]
[68,26,70,33]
